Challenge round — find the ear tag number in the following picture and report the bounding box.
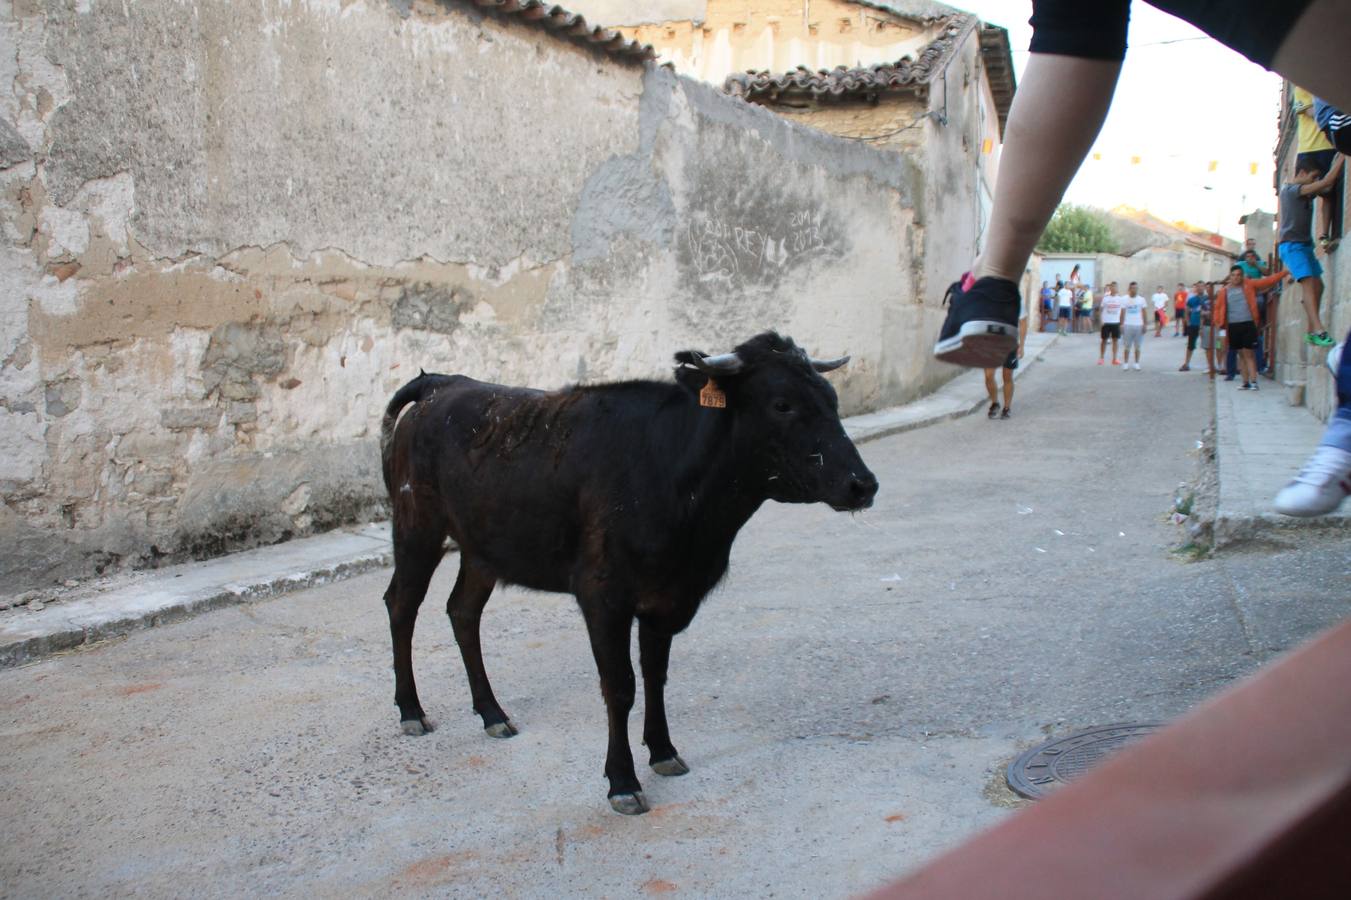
[699,379,727,409]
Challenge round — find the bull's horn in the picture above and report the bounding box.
[690,351,744,375]
[810,355,850,373]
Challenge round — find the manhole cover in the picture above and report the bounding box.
[1006,723,1163,800]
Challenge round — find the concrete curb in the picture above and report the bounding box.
[1210,366,1350,549]
[0,336,1062,670]
[0,525,392,669]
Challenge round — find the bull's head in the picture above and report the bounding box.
[676,333,878,511]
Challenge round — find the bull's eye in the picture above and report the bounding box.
[772,399,793,414]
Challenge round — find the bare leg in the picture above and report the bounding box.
[973,55,1122,282]
[984,368,999,404]
[1300,277,1328,335]
[1271,0,1351,111]
[1002,367,1014,409]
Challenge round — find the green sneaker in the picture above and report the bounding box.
[1306,331,1336,347]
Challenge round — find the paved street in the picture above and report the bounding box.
[3,334,1349,898]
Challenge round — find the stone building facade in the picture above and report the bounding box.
[0,0,1003,590]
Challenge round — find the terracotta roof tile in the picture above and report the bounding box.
[723,14,972,102]
[466,0,656,63]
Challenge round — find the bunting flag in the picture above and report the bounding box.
[1207,160,1218,172]
[982,138,993,154]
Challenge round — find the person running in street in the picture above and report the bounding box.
[985,308,1029,420]
[1121,282,1149,370]
[1178,281,1207,371]
[1277,153,1343,347]
[1151,285,1170,338]
[929,0,1349,370]
[1172,282,1187,336]
[1098,282,1123,366]
[1214,264,1289,391]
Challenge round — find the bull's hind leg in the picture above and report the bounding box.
[639,622,689,777]
[385,533,443,736]
[447,558,516,738]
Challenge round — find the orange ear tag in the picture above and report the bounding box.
[699,379,727,409]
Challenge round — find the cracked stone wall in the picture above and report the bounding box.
[0,0,942,590]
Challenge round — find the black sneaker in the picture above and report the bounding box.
[987,401,1000,419]
[933,274,1019,368]
[1240,382,1252,390]
[1000,406,1011,420]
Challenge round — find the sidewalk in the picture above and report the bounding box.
[0,329,1053,669]
[1212,375,1351,547]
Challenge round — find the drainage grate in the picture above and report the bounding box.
[1006,723,1163,800]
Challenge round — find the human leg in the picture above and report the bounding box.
[1300,276,1330,339]
[985,368,1000,417]
[1274,336,1351,515]
[935,1,1131,367]
[1269,0,1351,112]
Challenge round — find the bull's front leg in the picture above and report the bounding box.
[582,604,647,814]
[639,621,689,777]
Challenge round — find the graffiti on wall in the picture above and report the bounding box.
[681,208,835,290]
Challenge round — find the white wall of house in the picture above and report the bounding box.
[0,0,956,589]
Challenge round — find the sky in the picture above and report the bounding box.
[958,1,1283,240]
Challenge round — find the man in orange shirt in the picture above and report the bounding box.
[1214,265,1288,391]
[1172,283,1187,337]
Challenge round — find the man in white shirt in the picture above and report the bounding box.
[1098,282,1123,365]
[1151,286,1170,338]
[1121,282,1150,369]
[1056,282,1074,335]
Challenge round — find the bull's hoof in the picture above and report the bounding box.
[650,755,690,777]
[608,792,650,815]
[401,717,436,736]
[484,720,518,739]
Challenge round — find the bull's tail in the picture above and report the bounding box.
[380,371,457,490]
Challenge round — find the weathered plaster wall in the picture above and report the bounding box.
[1,0,933,589]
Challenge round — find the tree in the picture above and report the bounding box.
[1036,204,1120,254]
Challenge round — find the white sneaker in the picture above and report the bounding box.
[1273,445,1351,517]
[1133,363,1142,370]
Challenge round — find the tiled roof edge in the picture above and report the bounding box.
[464,0,657,64]
[723,14,974,102]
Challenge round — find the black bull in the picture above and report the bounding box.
[380,332,878,814]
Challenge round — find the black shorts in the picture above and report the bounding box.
[1058,306,1072,319]
[1185,323,1200,350]
[1228,320,1259,350]
[1028,0,1311,69]
[1003,350,1019,371]
[1101,323,1121,340]
[1297,149,1338,179]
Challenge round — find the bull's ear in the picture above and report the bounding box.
[674,364,708,395]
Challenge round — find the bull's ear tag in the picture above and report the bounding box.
[699,379,727,409]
